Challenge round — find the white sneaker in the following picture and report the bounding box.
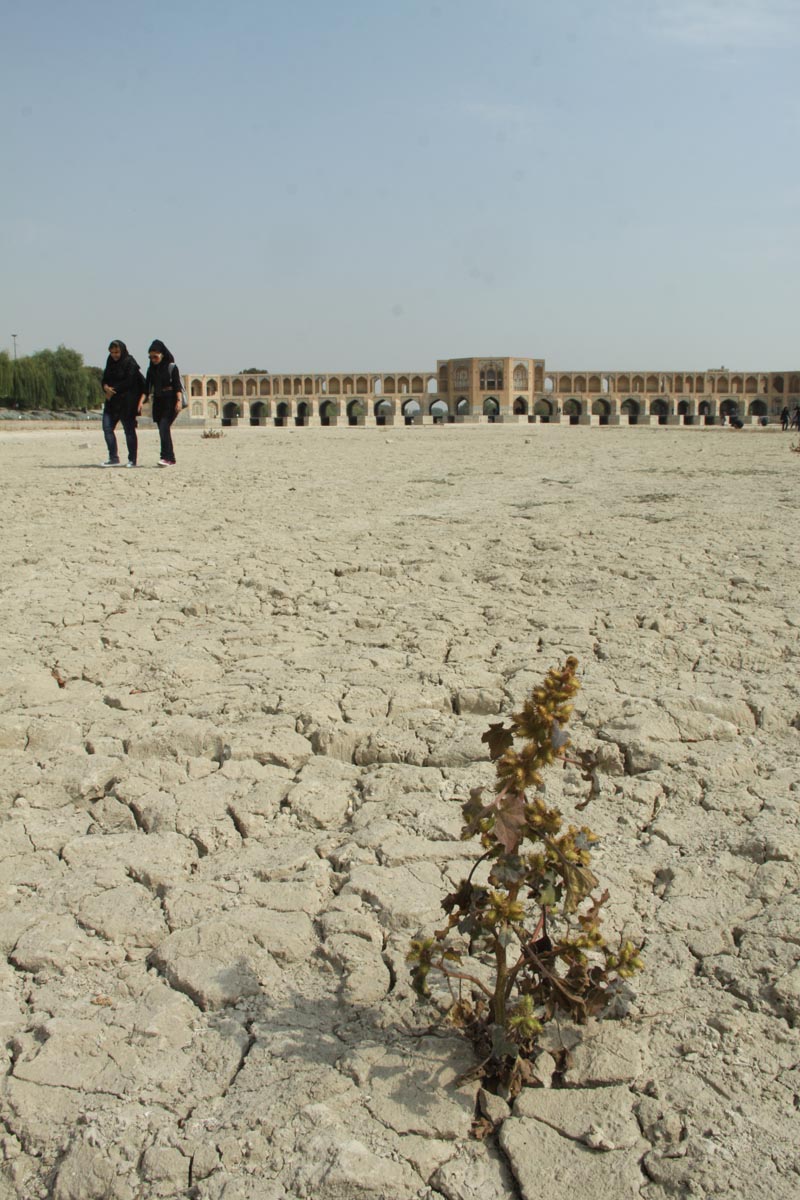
[157,459,169,467]
[126,461,136,468]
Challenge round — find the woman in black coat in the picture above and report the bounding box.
[101,340,145,467]
[144,339,184,466]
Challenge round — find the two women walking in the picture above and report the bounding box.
[101,338,184,467]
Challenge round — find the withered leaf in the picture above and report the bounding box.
[492,790,527,855]
[482,722,514,761]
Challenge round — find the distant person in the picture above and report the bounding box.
[145,340,184,467]
[101,339,145,467]
[781,405,790,431]
[792,405,800,432]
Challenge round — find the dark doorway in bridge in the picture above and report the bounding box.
[374,399,393,426]
[483,397,500,423]
[513,396,528,416]
[320,401,338,427]
[222,402,239,427]
[295,401,309,427]
[533,398,552,423]
[455,397,470,418]
[651,399,668,426]
[430,399,449,424]
[250,402,267,427]
[719,399,739,424]
[403,400,421,426]
[347,400,365,427]
[562,398,581,426]
[591,398,610,426]
[275,401,290,427]
[698,400,713,425]
[678,399,692,425]
[621,398,639,426]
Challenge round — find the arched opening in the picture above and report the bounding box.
[621,398,639,425]
[720,399,739,422]
[429,377,440,394]
[347,399,365,426]
[402,399,421,425]
[456,396,470,418]
[698,400,713,424]
[295,401,310,427]
[591,398,610,425]
[430,398,449,424]
[250,401,268,426]
[232,379,244,397]
[274,401,290,427]
[483,396,500,423]
[646,374,659,393]
[246,379,257,396]
[588,374,601,393]
[731,375,743,394]
[562,398,581,425]
[533,398,552,423]
[356,376,368,395]
[789,375,800,393]
[260,378,271,396]
[632,376,644,394]
[191,402,203,418]
[745,376,757,394]
[558,375,572,394]
[617,374,630,392]
[574,375,586,393]
[544,375,554,393]
[650,399,668,425]
[513,396,528,415]
[398,376,410,395]
[749,399,767,417]
[222,402,240,427]
[411,375,423,393]
[773,375,784,394]
[206,379,218,397]
[383,375,396,393]
[513,365,529,390]
[678,399,693,425]
[191,379,203,397]
[328,377,341,395]
[320,400,338,427]
[374,399,393,426]
[207,401,219,419]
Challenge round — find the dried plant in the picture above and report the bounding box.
[201,428,224,439]
[408,657,643,1092]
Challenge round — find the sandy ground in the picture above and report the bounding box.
[0,423,798,1200]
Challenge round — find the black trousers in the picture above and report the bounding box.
[103,405,138,464]
[153,404,177,463]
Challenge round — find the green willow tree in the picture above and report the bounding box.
[1,345,103,411]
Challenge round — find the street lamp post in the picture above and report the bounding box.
[11,335,18,408]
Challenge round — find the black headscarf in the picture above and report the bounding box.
[102,339,141,395]
[146,339,177,396]
[148,339,174,365]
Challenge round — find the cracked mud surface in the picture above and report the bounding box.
[0,424,798,1199]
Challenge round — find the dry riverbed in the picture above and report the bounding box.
[0,424,798,1199]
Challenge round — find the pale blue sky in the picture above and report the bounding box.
[2,0,798,373]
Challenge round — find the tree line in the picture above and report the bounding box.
[0,346,104,411]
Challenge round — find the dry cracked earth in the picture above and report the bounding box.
[0,423,798,1200]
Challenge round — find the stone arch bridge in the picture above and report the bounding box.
[182,359,798,428]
